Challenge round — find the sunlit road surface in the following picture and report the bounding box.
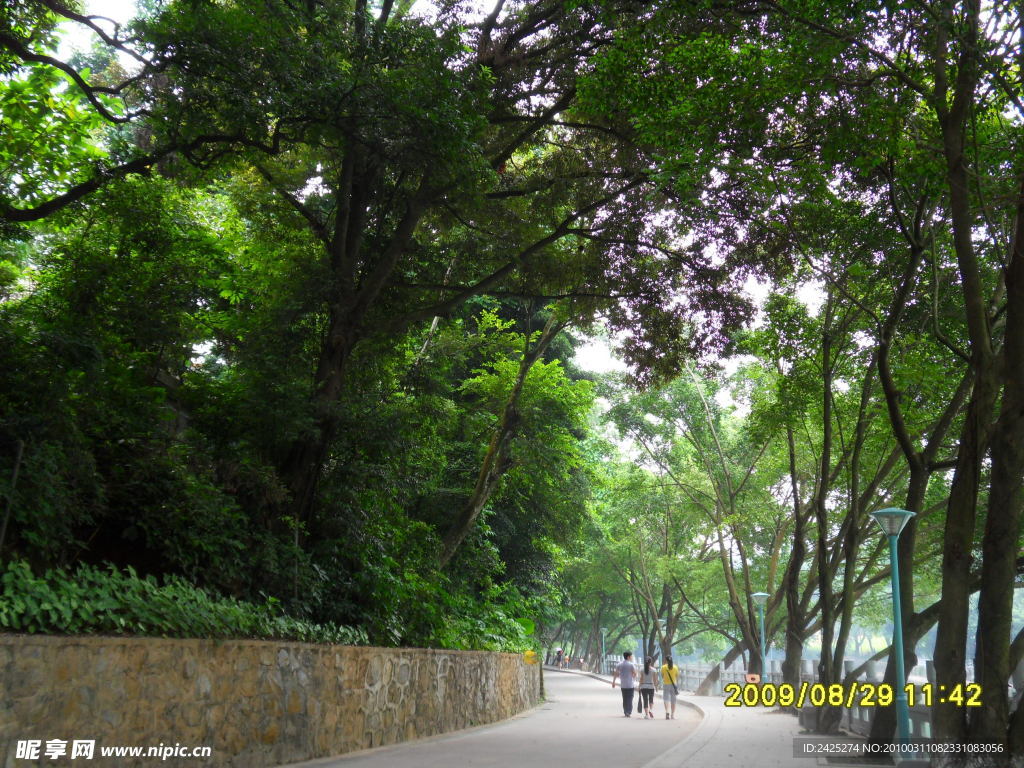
[282,669,699,768]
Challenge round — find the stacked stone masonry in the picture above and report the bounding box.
[0,635,541,767]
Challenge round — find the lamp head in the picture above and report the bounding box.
[751,592,770,608]
[870,507,915,537]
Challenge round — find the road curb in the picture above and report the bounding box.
[638,696,710,768]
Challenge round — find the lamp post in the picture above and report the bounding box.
[752,592,769,679]
[871,507,915,748]
[657,618,668,660]
[600,627,607,674]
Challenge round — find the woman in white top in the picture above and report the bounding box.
[638,658,659,719]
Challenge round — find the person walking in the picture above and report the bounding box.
[611,651,638,717]
[660,656,680,719]
[638,657,659,719]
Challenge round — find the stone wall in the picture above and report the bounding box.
[0,635,541,767]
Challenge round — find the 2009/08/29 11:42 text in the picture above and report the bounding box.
[723,681,983,708]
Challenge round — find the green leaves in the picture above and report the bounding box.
[0,61,112,207]
[0,560,368,644]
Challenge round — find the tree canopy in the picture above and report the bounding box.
[1,0,1022,757]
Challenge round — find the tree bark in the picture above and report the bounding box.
[969,175,1024,748]
[867,237,942,745]
[0,439,25,556]
[278,183,431,524]
[815,296,838,733]
[697,643,745,695]
[438,317,564,567]
[829,360,876,715]
[931,0,995,743]
[781,423,807,688]
[932,372,997,743]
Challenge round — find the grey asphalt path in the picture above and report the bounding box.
[281,669,699,768]
[654,695,815,768]
[650,694,919,768]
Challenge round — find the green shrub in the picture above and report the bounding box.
[0,560,367,645]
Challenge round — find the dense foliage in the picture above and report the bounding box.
[0,559,367,644]
[0,0,1022,757]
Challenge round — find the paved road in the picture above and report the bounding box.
[283,670,699,768]
[662,695,815,768]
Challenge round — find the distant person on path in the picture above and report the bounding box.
[638,658,659,719]
[611,651,638,717]
[555,648,563,668]
[660,656,680,719]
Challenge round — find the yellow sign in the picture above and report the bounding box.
[524,650,538,665]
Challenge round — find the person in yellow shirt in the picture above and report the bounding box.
[660,656,680,719]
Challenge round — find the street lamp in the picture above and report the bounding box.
[870,507,915,747]
[752,592,770,679]
[657,618,667,659]
[600,627,607,674]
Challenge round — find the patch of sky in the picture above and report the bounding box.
[58,1,142,69]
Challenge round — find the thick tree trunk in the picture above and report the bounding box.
[276,182,430,525]
[697,643,744,695]
[280,312,358,518]
[932,373,997,743]
[969,177,1024,749]
[1010,703,1024,757]
[868,243,972,744]
[0,438,24,556]
[972,397,1024,745]
[831,359,878,697]
[439,317,563,567]
[1009,623,1024,753]
[586,606,605,670]
[931,35,996,741]
[815,310,839,733]
[931,5,994,740]
[781,423,806,688]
